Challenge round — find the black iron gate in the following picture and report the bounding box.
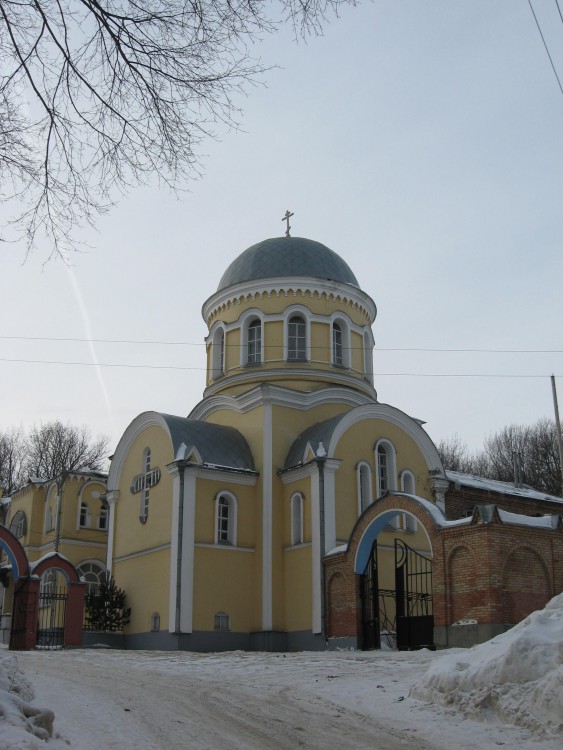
[360,540,380,650]
[360,537,434,650]
[395,539,433,650]
[37,586,67,649]
[9,579,32,651]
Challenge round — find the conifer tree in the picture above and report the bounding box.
[85,573,131,632]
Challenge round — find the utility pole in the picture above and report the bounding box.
[551,375,563,498]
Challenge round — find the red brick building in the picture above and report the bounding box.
[324,473,563,649]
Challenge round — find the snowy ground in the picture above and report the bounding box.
[1,595,562,749]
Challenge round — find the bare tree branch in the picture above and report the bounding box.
[0,0,356,260]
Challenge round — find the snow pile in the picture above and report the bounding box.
[412,592,563,735]
[0,651,66,749]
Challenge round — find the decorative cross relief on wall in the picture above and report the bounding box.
[130,448,161,523]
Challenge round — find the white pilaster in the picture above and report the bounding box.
[262,396,273,630]
[167,463,196,634]
[104,490,120,573]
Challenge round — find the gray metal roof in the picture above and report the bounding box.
[160,414,255,471]
[283,413,347,469]
[217,237,360,291]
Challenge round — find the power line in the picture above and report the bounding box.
[0,356,560,378]
[554,0,563,24]
[528,0,563,96]
[0,335,560,354]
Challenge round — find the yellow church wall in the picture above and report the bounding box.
[350,330,364,373]
[113,425,174,559]
[282,545,312,631]
[114,547,171,634]
[192,546,258,632]
[193,477,256,548]
[331,419,433,543]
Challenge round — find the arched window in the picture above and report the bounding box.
[400,470,416,495]
[247,318,262,365]
[332,322,343,366]
[9,511,27,539]
[357,462,372,513]
[76,560,105,594]
[364,330,374,383]
[290,492,304,545]
[287,315,307,362]
[215,492,237,545]
[375,440,397,497]
[44,505,53,532]
[211,327,225,379]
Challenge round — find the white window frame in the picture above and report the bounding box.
[287,315,307,362]
[214,491,237,546]
[211,325,225,379]
[375,439,397,498]
[244,316,263,365]
[363,329,374,384]
[79,501,90,528]
[400,470,416,495]
[356,461,373,514]
[98,503,109,530]
[331,316,351,368]
[290,492,304,545]
[76,560,105,594]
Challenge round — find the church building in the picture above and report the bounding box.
[105,229,446,651]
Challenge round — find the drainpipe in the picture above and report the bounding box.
[315,444,327,642]
[175,461,186,634]
[54,472,67,553]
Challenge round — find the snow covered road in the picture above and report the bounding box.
[10,647,560,750]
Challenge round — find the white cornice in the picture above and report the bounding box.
[202,276,377,324]
[166,462,257,485]
[107,412,171,491]
[201,365,377,400]
[189,384,375,421]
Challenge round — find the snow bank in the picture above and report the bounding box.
[0,651,66,749]
[411,592,563,735]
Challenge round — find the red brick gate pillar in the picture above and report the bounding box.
[65,581,86,647]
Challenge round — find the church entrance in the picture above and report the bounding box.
[360,537,433,650]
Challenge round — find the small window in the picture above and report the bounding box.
[400,470,416,495]
[211,327,225,379]
[9,511,27,539]
[79,502,90,528]
[357,462,372,513]
[214,611,230,631]
[290,493,304,545]
[375,440,397,497]
[44,506,53,533]
[332,323,343,366]
[151,612,161,632]
[247,319,262,365]
[288,316,306,362]
[98,503,108,530]
[215,492,237,545]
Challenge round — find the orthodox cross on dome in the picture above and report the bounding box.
[282,210,294,237]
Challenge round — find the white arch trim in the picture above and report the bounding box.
[326,403,445,475]
[107,412,172,492]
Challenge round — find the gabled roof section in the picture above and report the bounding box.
[283,414,346,470]
[160,414,255,471]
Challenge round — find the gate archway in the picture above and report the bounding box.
[2,537,86,651]
[324,492,441,651]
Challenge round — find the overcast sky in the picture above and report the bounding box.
[1,0,562,460]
